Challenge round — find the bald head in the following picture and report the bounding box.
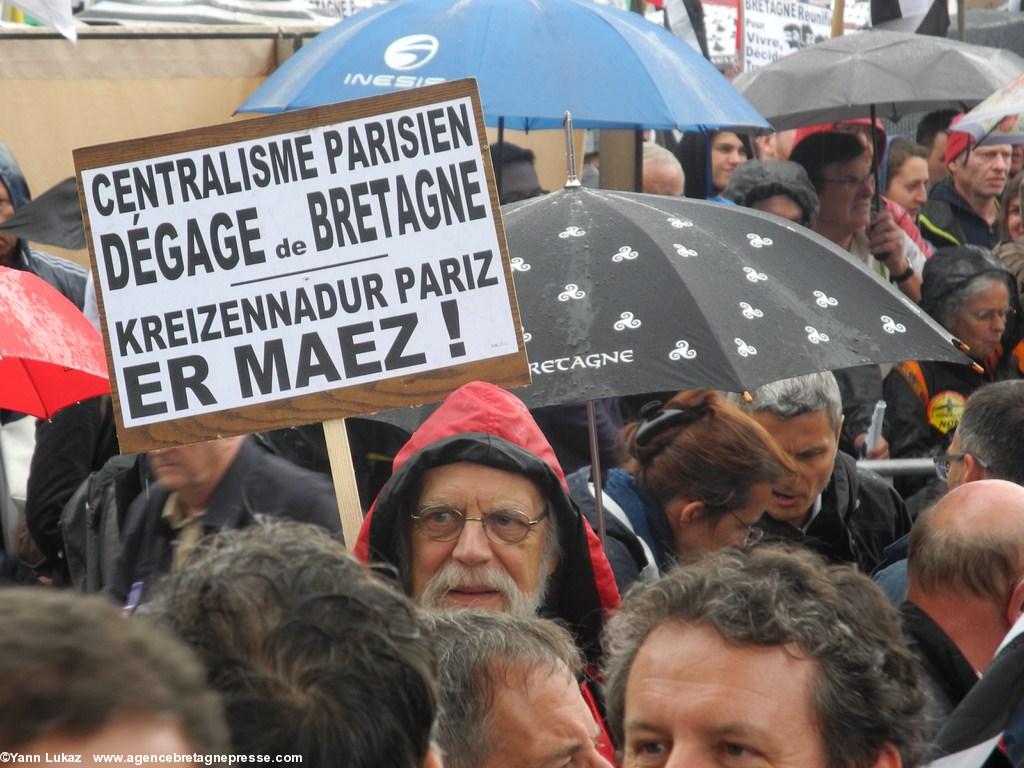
[642,143,685,197]
[907,479,1024,672]
[909,479,1024,602]
[932,479,1024,532]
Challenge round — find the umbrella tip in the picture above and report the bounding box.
[971,362,986,375]
[742,390,753,403]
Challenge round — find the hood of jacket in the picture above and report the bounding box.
[354,381,620,665]
[722,159,820,226]
[0,142,31,212]
[921,245,1020,324]
[676,131,753,200]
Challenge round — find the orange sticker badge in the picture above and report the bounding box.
[927,391,967,435]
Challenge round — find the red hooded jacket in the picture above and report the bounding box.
[355,382,622,761]
[355,381,621,667]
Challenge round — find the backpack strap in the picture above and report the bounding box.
[588,481,660,584]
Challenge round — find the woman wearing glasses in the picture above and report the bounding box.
[884,245,1024,500]
[566,389,795,595]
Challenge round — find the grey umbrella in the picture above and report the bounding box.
[732,29,1024,130]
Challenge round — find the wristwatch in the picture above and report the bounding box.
[890,265,915,284]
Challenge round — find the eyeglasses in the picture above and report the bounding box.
[410,505,548,544]
[933,452,990,481]
[968,307,1016,324]
[821,171,875,189]
[730,511,765,548]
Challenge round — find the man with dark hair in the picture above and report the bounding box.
[790,132,926,457]
[919,117,1012,250]
[602,545,928,768]
[916,109,959,187]
[791,131,924,302]
[428,610,611,768]
[109,434,341,604]
[944,380,1024,487]
[737,372,910,573]
[0,588,228,754]
[148,520,441,768]
[489,141,545,204]
[903,480,1024,730]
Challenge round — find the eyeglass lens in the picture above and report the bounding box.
[413,506,535,544]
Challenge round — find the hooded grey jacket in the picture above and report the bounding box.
[0,142,86,308]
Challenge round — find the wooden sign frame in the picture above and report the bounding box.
[75,79,529,455]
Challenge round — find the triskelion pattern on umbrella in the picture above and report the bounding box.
[502,186,964,408]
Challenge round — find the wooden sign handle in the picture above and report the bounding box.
[323,418,365,548]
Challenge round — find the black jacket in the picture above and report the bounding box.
[108,437,341,603]
[885,246,1023,496]
[759,452,911,573]
[24,395,118,581]
[919,178,1000,250]
[900,601,977,726]
[884,359,991,462]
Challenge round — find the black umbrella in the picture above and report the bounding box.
[501,185,969,407]
[373,177,971,544]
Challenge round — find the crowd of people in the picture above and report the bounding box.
[1,97,1024,767]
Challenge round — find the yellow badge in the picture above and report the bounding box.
[927,391,967,435]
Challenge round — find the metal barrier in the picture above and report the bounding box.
[857,458,936,478]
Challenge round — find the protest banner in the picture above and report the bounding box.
[740,0,831,69]
[75,79,528,459]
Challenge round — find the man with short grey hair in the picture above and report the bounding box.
[738,371,910,572]
[602,545,929,768]
[642,142,685,197]
[428,610,612,768]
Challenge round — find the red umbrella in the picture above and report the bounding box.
[0,267,109,418]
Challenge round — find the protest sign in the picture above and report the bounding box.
[741,0,831,69]
[705,0,741,70]
[75,79,529,454]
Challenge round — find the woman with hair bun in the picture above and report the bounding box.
[566,389,795,594]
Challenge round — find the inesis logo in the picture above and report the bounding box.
[343,34,445,89]
[384,34,439,70]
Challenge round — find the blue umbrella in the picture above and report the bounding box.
[237,0,768,133]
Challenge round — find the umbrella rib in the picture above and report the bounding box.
[10,357,49,419]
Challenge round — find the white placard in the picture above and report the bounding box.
[742,0,831,70]
[80,94,519,431]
